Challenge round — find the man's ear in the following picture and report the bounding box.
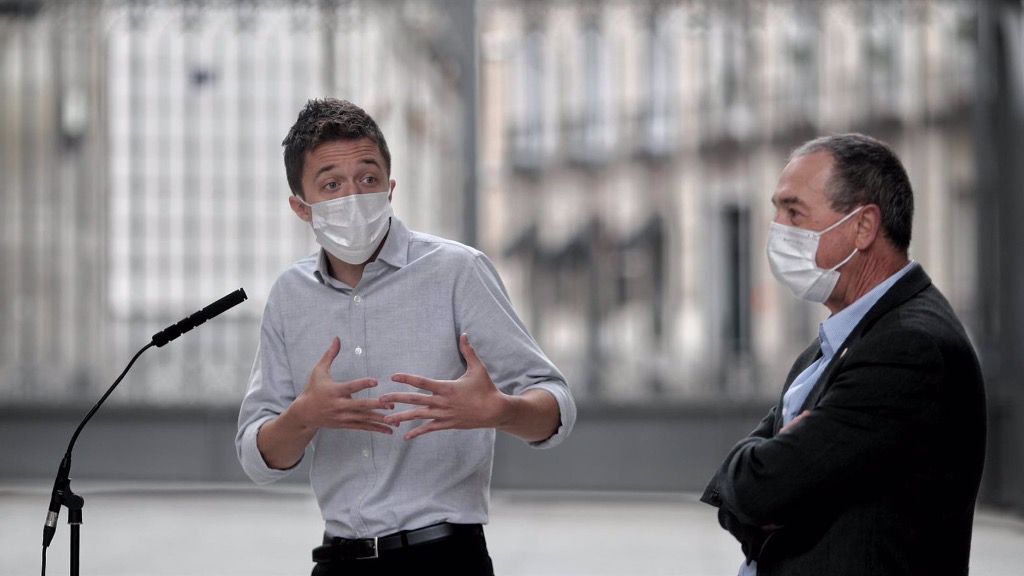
[855,204,882,250]
[388,179,396,202]
[289,194,312,222]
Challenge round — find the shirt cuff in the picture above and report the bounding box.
[239,416,302,485]
[521,381,576,449]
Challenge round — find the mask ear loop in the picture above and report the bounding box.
[823,206,865,271]
[819,205,865,234]
[829,246,859,272]
[291,194,313,224]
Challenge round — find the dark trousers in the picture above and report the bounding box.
[311,527,494,576]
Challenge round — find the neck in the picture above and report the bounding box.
[825,248,909,314]
[326,256,367,288]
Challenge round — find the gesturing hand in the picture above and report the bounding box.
[293,337,395,434]
[381,334,511,440]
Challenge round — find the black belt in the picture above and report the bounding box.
[313,522,482,562]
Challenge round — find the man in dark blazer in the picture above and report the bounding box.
[702,134,986,576]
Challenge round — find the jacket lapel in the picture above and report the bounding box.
[798,265,933,413]
[774,341,822,436]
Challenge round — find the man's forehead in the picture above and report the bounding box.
[789,152,833,182]
[306,138,383,164]
[773,152,834,204]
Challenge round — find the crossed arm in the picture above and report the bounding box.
[704,331,943,545]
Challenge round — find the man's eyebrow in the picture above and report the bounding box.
[313,158,382,180]
[772,196,806,208]
[314,164,335,179]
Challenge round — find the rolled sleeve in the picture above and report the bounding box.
[455,252,576,449]
[522,381,576,449]
[237,414,296,485]
[235,299,303,485]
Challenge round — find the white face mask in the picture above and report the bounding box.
[298,191,393,265]
[766,206,864,303]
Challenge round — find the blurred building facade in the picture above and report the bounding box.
[4,0,1024,515]
[0,0,469,405]
[0,0,985,415]
[479,0,978,403]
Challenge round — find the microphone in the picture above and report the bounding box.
[151,288,247,347]
[42,288,248,554]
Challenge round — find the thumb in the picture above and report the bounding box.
[459,333,483,372]
[316,337,342,373]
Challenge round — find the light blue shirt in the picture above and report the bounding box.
[236,217,576,538]
[742,260,916,576]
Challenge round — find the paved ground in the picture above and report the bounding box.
[2,483,1022,576]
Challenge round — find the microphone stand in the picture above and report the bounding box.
[42,288,247,576]
[43,341,153,576]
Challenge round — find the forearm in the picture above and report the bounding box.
[497,388,560,443]
[256,400,317,470]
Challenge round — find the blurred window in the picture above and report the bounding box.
[510,23,545,172]
[640,7,677,158]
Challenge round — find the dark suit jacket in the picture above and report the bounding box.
[702,265,986,576]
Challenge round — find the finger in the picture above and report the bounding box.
[459,333,483,372]
[327,422,394,434]
[337,378,379,395]
[315,337,342,374]
[790,410,810,426]
[335,404,395,419]
[350,411,397,425]
[333,408,396,425]
[405,420,449,441]
[781,411,811,434]
[379,392,438,407]
[384,407,437,426]
[349,397,396,411]
[391,373,447,394]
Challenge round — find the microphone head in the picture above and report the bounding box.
[203,288,248,319]
[151,288,248,347]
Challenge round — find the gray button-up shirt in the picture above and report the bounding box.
[236,217,575,538]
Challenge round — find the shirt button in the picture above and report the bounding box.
[362,449,370,458]
[353,295,362,303]
[354,346,363,356]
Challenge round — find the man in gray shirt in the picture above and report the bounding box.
[236,99,576,575]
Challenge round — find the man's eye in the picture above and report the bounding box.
[324,182,339,191]
[361,176,378,185]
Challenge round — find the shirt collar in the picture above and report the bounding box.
[819,260,918,357]
[374,217,411,269]
[313,217,411,286]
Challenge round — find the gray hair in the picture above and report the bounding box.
[792,133,914,253]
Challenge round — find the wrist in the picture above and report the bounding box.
[285,393,316,432]
[494,392,518,431]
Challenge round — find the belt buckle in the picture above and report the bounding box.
[356,536,378,560]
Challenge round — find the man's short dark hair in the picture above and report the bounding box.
[282,98,391,197]
[792,133,914,253]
